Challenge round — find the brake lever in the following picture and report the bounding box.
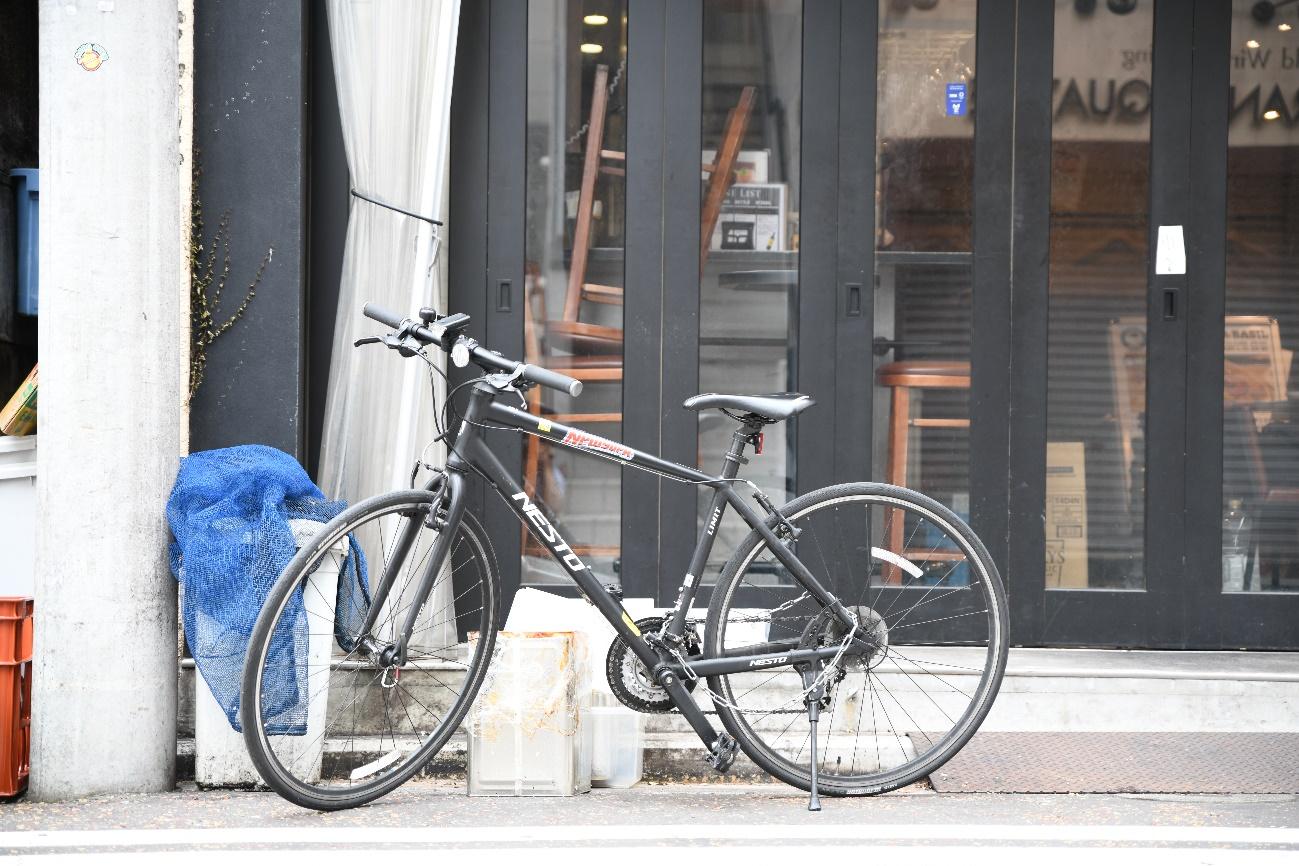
[384,333,423,358]
[354,336,383,348]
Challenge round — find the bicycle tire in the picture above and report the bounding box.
[704,482,1008,795]
[241,487,498,810]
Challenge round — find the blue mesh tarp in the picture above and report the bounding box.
[167,445,369,734]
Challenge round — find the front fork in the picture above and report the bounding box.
[357,469,466,668]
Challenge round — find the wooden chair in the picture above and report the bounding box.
[545,67,756,357]
[876,360,971,584]
[521,71,757,557]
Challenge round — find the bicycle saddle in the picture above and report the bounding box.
[682,392,815,423]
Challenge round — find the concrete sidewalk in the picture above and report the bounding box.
[1,782,1296,864]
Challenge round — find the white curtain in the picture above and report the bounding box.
[321,1,461,649]
[320,0,460,502]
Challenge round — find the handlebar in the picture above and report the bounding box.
[362,303,583,398]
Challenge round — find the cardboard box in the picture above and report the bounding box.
[701,148,769,183]
[0,366,37,436]
[1045,441,1088,588]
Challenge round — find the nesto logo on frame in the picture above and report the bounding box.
[561,428,633,461]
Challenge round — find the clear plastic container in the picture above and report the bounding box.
[588,704,643,788]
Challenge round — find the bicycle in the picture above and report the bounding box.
[241,303,1008,812]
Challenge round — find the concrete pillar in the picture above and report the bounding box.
[30,1,187,798]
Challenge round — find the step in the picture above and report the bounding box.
[178,648,1299,784]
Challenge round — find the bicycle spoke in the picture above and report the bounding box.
[248,494,496,802]
[712,488,1004,792]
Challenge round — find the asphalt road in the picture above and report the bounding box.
[2,782,1296,864]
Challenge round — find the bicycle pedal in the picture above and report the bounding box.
[704,733,739,773]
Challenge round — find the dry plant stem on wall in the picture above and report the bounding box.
[188,170,273,399]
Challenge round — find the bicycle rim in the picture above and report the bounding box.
[706,484,1007,794]
[243,491,497,807]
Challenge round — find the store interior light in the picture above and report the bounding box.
[584,13,610,25]
[1281,22,1294,30]
[580,42,603,54]
[1247,38,1262,47]
[1263,109,1281,120]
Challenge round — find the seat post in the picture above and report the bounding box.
[720,423,761,480]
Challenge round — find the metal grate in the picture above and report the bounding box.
[921,732,1299,794]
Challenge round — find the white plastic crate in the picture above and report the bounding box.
[0,437,36,598]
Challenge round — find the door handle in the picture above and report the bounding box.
[1162,287,1180,321]
[845,282,862,317]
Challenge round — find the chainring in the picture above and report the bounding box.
[605,616,699,714]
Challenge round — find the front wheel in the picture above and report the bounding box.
[705,482,1007,795]
[241,487,499,810]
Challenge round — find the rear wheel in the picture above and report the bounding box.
[241,487,498,810]
[705,482,1007,795]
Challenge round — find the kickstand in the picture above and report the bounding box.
[800,664,824,812]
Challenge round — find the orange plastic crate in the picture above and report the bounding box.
[0,598,32,797]
[0,598,33,665]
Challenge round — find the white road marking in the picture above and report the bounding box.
[2,823,1297,850]
[9,845,1298,866]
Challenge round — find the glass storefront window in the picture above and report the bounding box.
[871,0,976,581]
[698,0,802,573]
[1221,0,1299,593]
[524,0,628,584]
[1045,0,1153,591]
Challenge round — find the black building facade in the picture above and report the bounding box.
[208,0,1299,652]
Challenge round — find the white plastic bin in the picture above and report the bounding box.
[467,631,591,796]
[194,519,348,787]
[0,437,36,598]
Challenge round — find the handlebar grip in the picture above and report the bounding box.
[522,364,583,398]
[362,303,405,330]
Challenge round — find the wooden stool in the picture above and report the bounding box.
[877,360,970,583]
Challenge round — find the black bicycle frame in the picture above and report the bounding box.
[366,382,861,749]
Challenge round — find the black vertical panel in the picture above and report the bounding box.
[192,0,308,457]
[485,0,527,617]
[834,0,875,486]
[1007,0,1054,645]
[306,3,351,479]
[449,0,489,333]
[449,0,489,488]
[449,0,492,615]
[1145,0,1194,647]
[1183,0,1229,645]
[658,0,703,602]
[970,0,1016,610]
[796,0,839,496]
[621,0,667,604]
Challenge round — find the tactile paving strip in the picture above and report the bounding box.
[919,732,1299,794]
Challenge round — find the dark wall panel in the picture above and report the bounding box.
[192,0,307,458]
[0,0,38,399]
[306,3,350,478]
